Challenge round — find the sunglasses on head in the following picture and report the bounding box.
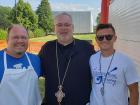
[96,34,114,41]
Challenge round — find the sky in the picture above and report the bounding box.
[0,0,101,25]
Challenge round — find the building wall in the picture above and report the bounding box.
[53,11,93,33]
[109,0,140,72]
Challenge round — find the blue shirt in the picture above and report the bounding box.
[0,50,42,83]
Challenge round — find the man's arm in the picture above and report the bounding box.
[128,82,139,105]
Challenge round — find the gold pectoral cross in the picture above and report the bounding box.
[55,85,65,104]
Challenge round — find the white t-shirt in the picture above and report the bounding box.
[89,51,140,105]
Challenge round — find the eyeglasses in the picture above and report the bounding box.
[96,34,114,41]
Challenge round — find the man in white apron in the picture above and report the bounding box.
[0,24,41,105]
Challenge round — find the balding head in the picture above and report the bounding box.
[7,24,28,38]
[6,24,29,58]
[54,12,74,45]
[54,12,73,25]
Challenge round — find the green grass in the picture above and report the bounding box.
[31,35,57,42]
[30,34,95,42]
[74,34,95,40]
[39,78,45,98]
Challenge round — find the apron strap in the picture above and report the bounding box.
[4,52,7,70]
[3,52,33,70]
[25,53,33,68]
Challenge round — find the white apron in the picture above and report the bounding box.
[0,52,41,105]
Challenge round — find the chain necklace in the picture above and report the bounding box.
[55,40,75,105]
[99,51,115,96]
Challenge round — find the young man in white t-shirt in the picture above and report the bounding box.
[89,23,140,105]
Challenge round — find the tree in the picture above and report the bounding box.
[10,0,38,31]
[36,0,53,35]
[0,6,12,29]
[96,13,101,24]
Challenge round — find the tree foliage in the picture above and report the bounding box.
[36,0,53,34]
[10,0,38,31]
[0,6,12,29]
[96,13,101,24]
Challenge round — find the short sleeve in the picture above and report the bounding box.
[29,54,42,77]
[35,56,42,77]
[0,50,4,83]
[38,43,47,77]
[124,57,140,85]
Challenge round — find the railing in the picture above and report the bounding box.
[0,40,45,54]
[0,40,99,53]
